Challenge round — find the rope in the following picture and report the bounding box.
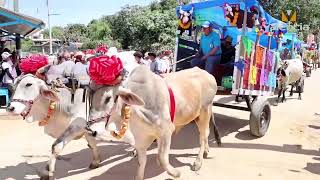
[170,54,196,66]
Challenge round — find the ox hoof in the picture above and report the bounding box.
[129,150,137,158]
[168,168,181,178]
[192,160,202,171]
[40,175,54,180]
[203,151,209,159]
[89,163,100,169]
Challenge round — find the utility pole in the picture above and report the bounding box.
[47,0,53,55]
[13,0,21,58]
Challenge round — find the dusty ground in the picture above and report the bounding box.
[0,70,319,180]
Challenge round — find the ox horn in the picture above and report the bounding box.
[179,6,184,14]
[189,7,194,15]
[35,64,51,80]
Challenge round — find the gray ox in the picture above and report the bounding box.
[277,57,304,103]
[89,65,221,180]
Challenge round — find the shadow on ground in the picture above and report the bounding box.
[1,113,319,179]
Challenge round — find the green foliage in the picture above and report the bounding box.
[21,39,34,52]
[87,20,112,40]
[107,0,179,53]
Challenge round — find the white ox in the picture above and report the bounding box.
[7,48,139,180]
[88,65,221,180]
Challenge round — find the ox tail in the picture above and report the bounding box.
[211,114,221,147]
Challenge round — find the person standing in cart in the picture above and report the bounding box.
[191,20,222,74]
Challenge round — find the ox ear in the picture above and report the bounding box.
[40,85,60,102]
[118,87,145,106]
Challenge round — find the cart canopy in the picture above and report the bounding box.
[176,0,288,49]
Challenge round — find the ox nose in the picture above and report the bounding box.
[7,106,15,112]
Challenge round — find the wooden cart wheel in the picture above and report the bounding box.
[249,97,271,137]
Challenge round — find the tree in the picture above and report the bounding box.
[108,5,142,49]
[107,0,179,53]
[87,19,112,41]
[64,23,88,42]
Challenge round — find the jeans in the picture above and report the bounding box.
[2,83,14,99]
[191,55,221,74]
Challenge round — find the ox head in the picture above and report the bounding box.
[7,74,59,122]
[89,81,144,121]
[89,82,144,141]
[179,6,193,25]
[107,86,144,141]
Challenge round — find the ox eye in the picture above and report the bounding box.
[104,96,111,104]
[26,83,32,87]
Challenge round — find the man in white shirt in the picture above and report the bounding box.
[71,52,90,86]
[1,52,17,98]
[160,56,171,73]
[134,51,150,67]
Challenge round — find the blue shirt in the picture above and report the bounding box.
[200,31,222,56]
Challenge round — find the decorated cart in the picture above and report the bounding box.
[173,0,288,137]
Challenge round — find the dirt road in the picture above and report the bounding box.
[0,70,319,180]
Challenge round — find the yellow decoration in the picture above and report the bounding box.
[38,100,56,126]
[231,12,239,26]
[111,104,131,139]
[249,65,258,85]
[178,21,191,30]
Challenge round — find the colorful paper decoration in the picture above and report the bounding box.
[255,46,264,66]
[260,69,269,86]
[243,36,253,58]
[234,60,245,74]
[268,72,276,88]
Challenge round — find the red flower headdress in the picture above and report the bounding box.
[19,54,49,74]
[95,44,108,55]
[85,49,96,55]
[88,55,124,85]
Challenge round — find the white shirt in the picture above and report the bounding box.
[2,60,17,84]
[157,58,171,73]
[137,58,150,67]
[60,60,75,77]
[71,62,90,85]
[46,64,68,84]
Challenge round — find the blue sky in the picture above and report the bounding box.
[4,0,155,27]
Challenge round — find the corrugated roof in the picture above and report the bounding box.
[0,6,45,37]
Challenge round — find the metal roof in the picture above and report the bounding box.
[0,6,45,37]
